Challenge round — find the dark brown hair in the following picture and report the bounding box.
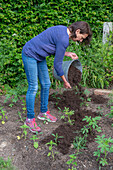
[68,21,92,45]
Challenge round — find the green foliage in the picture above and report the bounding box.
[61,107,75,125]
[94,134,113,166]
[82,116,102,133]
[0,157,16,170]
[0,107,8,124]
[46,140,58,160]
[67,34,113,88]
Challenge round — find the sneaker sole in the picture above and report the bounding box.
[37,116,56,122]
[24,122,41,133]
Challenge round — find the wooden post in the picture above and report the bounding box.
[102,22,113,44]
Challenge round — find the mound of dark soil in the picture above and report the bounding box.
[89,94,108,104]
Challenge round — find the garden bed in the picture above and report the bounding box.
[0,85,113,170]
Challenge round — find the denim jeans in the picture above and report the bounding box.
[22,52,51,119]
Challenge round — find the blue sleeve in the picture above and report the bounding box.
[54,41,67,76]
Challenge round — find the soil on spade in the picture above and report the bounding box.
[0,66,113,170]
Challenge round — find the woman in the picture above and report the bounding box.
[22,21,92,133]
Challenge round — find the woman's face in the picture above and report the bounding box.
[72,29,88,42]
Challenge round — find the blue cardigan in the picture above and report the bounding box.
[22,25,69,76]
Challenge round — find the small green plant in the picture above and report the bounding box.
[107,93,113,106]
[105,105,113,126]
[17,124,29,140]
[17,111,25,122]
[66,154,77,170]
[82,116,102,133]
[93,134,113,166]
[105,106,113,118]
[61,107,75,125]
[30,132,42,149]
[21,98,26,114]
[96,106,104,116]
[73,136,86,151]
[0,157,16,170]
[52,133,63,144]
[0,107,8,124]
[84,89,91,96]
[46,140,58,160]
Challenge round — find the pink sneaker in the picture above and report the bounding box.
[37,111,57,122]
[25,118,41,133]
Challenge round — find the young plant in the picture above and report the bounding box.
[105,106,113,127]
[52,133,63,144]
[66,154,77,170]
[21,99,26,114]
[82,116,102,133]
[0,157,16,170]
[0,107,8,124]
[17,124,29,140]
[93,134,113,166]
[61,107,75,125]
[83,89,91,96]
[17,111,25,122]
[46,140,58,160]
[30,132,42,149]
[105,106,113,118]
[96,106,104,116]
[73,136,86,151]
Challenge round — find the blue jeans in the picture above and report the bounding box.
[22,53,51,119]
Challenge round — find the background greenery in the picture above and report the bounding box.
[0,0,113,97]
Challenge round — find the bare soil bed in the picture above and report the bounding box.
[0,67,113,170]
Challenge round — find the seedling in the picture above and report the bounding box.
[96,106,104,116]
[30,132,43,149]
[21,99,26,114]
[94,134,113,166]
[52,133,63,144]
[82,116,102,133]
[0,107,8,124]
[105,106,113,127]
[73,136,86,151]
[46,140,58,160]
[17,111,25,122]
[0,157,16,170]
[66,154,77,170]
[84,89,91,96]
[105,106,113,118]
[61,107,75,125]
[17,124,29,140]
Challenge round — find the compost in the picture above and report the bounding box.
[68,65,82,87]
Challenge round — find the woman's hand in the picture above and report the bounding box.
[65,52,78,60]
[60,75,71,89]
[64,81,71,89]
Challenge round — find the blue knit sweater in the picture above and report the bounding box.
[22,25,69,76]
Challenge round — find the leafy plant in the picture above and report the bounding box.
[30,132,42,149]
[61,107,75,125]
[0,107,8,124]
[0,157,16,170]
[82,116,102,133]
[17,124,29,140]
[94,134,113,166]
[73,136,86,151]
[105,105,113,126]
[66,154,77,170]
[52,133,63,144]
[46,140,58,160]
